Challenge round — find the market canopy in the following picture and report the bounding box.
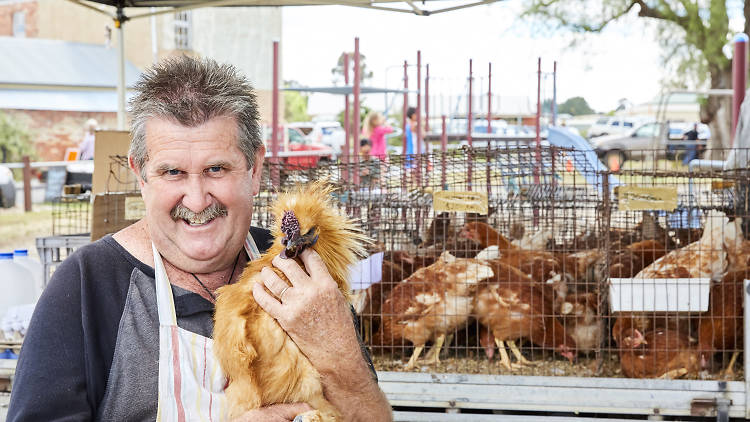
[70,0,501,17]
[67,0,500,129]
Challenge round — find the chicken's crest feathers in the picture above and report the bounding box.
[268,181,370,294]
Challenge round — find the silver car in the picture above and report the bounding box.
[591,122,708,168]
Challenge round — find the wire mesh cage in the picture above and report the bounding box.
[251,146,750,382]
[51,187,90,236]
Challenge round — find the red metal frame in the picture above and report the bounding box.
[344,53,351,183]
[402,60,408,156]
[271,40,280,187]
[487,62,492,134]
[425,63,430,134]
[353,37,361,185]
[467,59,473,191]
[416,51,422,186]
[733,35,747,146]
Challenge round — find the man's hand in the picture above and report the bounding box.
[253,249,392,421]
[234,403,312,422]
[253,249,363,376]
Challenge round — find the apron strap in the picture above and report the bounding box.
[152,242,178,326]
[244,230,262,261]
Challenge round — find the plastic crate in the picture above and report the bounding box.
[36,235,91,288]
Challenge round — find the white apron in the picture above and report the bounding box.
[153,233,261,422]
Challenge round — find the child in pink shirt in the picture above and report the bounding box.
[362,112,393,159]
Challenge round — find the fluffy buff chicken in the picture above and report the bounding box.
[474,261,577,370]
[373,252,494,368]
[634,211,736,280]
[213,182,368,421]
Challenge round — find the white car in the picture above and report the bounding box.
[588,116,644,138]
[0,165,16,208]
[288,121,346,155]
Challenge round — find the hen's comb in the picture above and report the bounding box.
[280,210,300,237]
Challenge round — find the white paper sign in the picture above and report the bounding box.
[348,252,384,291]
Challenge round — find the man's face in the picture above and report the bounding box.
[134,116,264,273]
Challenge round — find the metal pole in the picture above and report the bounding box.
[425,64,430,134]
[468,59,473,191]
[552,61,557,127]
[468,59,473,148]
[487,62,492,135]
[344,53,351,184]
[353,37,361,185]
[733,34,748,147]
[271,40,280,187]
[441,115,447,188]
[22,156,31,212]
[535,57,541,186]
[150,7,158,65]
[416,51,422,186]
[115,13,126,131]
[745,278,750,419]
[402,60,408,156]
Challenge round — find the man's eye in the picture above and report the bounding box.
[166,169,181,176]
[208,166,223,173]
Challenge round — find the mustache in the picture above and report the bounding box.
[170,202,228,224]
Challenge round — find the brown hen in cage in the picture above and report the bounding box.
[373,252,494,369]
[474,261,576,370]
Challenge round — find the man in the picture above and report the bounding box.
[681,123,700,165]
[78,118,97,160]
[404,107,416,169]
[8,57,391,421]
[726,93,750,238]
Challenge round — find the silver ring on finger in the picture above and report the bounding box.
[279,286,290,302]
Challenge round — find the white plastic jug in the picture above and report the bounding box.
[0,252,36,318]
[14,249,44,298]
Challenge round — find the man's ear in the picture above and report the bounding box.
[129,155,146,190]
[250,145,266,196]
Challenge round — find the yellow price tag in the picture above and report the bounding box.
[433,191,488,214]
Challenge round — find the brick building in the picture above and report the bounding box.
[0,36,141,161]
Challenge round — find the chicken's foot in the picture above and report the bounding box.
[508,340,536,366]
[720,351,740,379]
[424,334,446,365]
[495,339,524,371]
[405,345,424,369]
[659,368,688,379]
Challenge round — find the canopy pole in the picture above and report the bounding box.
[116,10,127,131]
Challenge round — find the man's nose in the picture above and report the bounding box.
[180,173,212,213]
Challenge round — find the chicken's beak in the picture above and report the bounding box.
[281,227,319,259]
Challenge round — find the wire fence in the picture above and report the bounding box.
[250,146,750,382]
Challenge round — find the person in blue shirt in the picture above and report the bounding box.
[404,107,416,169]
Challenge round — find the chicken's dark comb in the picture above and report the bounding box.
[280,210,300,237]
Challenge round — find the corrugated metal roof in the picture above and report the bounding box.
[0,37,141,88]
[0,89,137,112]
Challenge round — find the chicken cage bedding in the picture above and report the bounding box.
[251,146,749,383]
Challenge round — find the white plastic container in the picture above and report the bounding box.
[14,249,44,298]
[609,278,711,313]
[0,252,36,318]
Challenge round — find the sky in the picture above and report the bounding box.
[281,0,667,116]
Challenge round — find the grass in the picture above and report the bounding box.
[0,206,54,258]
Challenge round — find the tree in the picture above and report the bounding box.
[524,0,738,150]
[331,52,374,86]
[283,80,309,122]
[558,97,595,115]
[0,112,33,163]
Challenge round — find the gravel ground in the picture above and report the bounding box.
[372,352,744,381]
